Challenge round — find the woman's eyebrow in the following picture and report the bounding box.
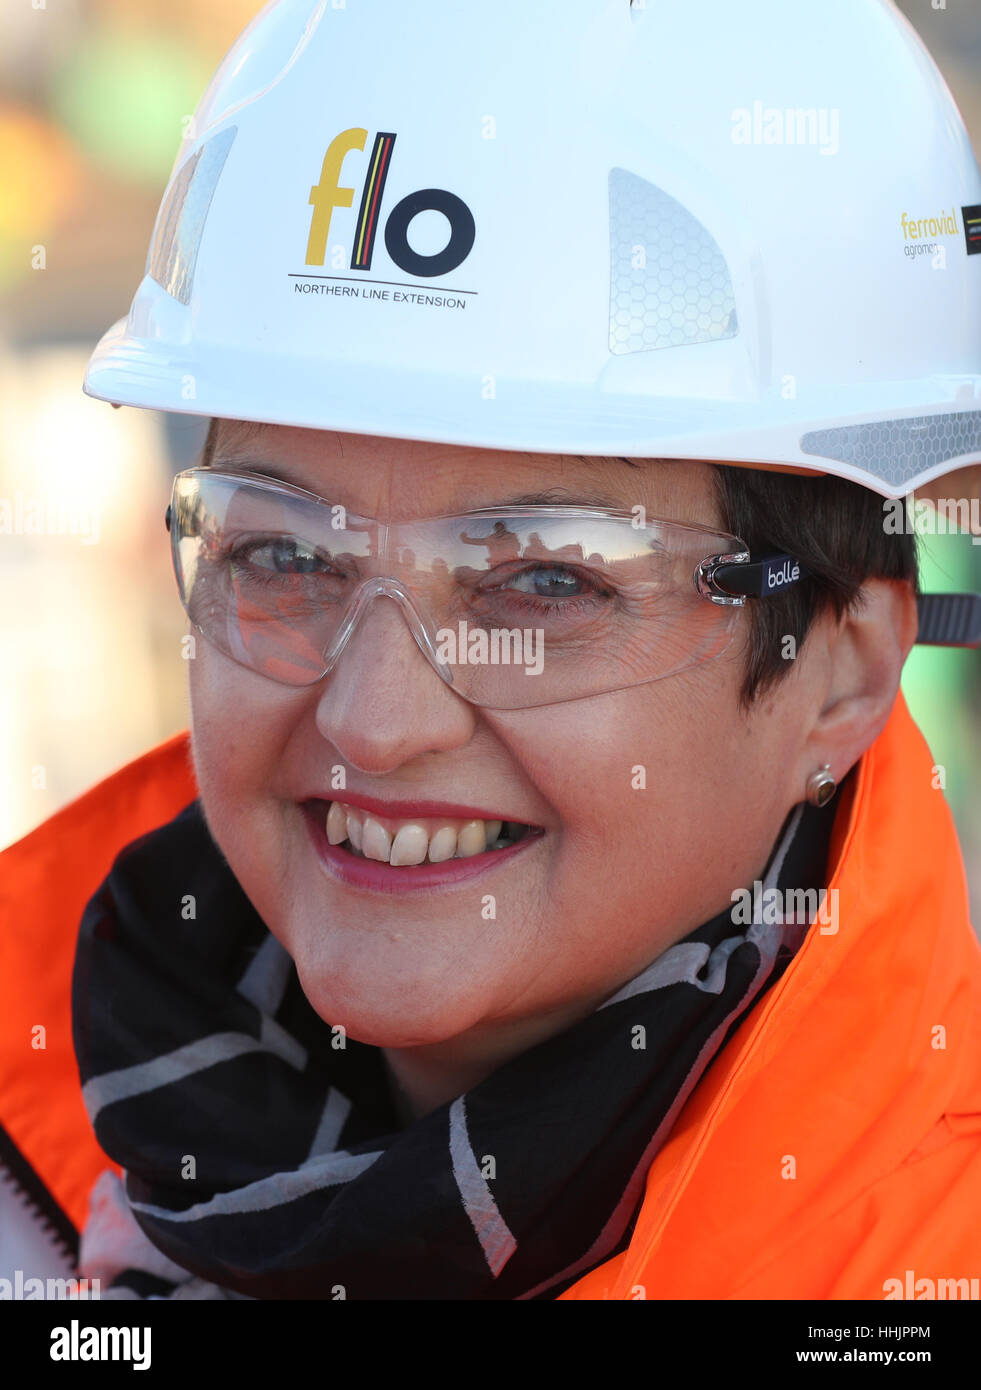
[498,487,632,509]
[206,463,635,512]
[207,455,308,489]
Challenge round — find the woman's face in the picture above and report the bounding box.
[188,422,827,1050]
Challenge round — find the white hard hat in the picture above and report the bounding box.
[83,0,981,499]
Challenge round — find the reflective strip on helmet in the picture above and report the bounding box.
[146,126,238,306]
[609,168,738,355]
[800,411,981,488]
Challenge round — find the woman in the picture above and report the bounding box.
[2,0,981,1301]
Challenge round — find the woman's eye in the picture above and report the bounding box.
[497,565,596,599]
[237,538,327,574]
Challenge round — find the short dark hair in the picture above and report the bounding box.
[712,465,919,709]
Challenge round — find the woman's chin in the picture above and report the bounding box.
[293,961,487,1051]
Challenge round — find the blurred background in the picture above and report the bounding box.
[0,0,979,920]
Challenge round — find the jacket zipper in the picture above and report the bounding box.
[0,1121,78,1269]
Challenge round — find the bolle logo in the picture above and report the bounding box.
[766,559,800,590]
[306,128,476,277]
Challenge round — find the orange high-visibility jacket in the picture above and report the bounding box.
[1,688,980,1299]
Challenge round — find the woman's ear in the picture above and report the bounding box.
[795,578,920,789]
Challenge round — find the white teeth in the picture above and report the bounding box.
[427,826,458,863]
[390,824,429,866]
[362,816,392,862]
[324,802,530,865]
[457,820,487,858]
[327,801,348,845]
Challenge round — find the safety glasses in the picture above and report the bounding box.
[165,467,809,710]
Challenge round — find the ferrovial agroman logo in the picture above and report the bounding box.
[900,207,960,265]
[305,127,476,277]
[901,209,959,244]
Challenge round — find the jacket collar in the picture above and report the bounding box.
[588,688,981,1297]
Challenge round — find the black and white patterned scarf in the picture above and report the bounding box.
[72,792,835,1300]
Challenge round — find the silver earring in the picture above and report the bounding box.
[805,764,836,807]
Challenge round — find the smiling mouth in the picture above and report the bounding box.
[308,799,540,867]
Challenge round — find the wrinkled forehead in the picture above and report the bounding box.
[205,419,725,529]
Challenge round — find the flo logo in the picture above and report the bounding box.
[306,128,476,277]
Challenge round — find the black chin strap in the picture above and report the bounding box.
[915,592,981,647]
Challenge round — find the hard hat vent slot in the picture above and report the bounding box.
[609,168,738,355]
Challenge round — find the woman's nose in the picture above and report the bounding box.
[313,594,478,774]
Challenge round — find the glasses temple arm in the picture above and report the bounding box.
[703,553,981,648]
[698,552,807,601]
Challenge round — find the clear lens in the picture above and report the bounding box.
[169,469,744,707]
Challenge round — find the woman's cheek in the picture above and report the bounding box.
[187,664,285,892]
[189,644,288,796]
[515,678,747,932]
